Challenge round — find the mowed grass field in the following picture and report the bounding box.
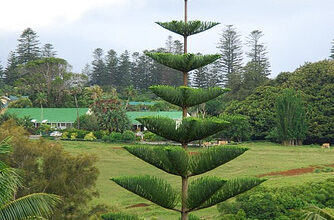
[61,141,334,219]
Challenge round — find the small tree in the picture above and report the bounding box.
[91,97,131,133]
[108,1,265,220]
[0,137,61,220]
[275,89,307,145]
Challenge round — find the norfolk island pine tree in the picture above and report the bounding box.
[105,1,265,220]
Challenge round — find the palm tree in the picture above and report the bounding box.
[0,137,61,219]
[35,93,47,124]
[71,86,82,129]
[124,85,137,109]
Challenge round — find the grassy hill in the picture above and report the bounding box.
[61,141,334,219]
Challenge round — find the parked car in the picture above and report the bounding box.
[50,131,62,137]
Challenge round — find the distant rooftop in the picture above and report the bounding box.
[127,111,182,125]
[6,108,89,123]
[128,101,155,106]
[5,108,182,125]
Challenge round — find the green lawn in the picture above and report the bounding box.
[61,141,334,219]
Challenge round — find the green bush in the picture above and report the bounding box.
[109,132,123,142]
[143,132,166,142]
[102,135,110,142]
[70,132,78,140]
[61,131,69,139]
[122,130,136,142]
[73,114,99,131]
[84,132,97,141]
[93,130,105,139]
[217,178,334,220]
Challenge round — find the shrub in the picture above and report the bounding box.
[0,122,101,219]
[70,132,78,140]
[143,132,166,142]
[8,97,33,108]
[122,130,136,142]
[73,114,99,131]
[61,131,69,139]
[93,130,105,139]
[84,132,97,141]
[102,135,110,142]
[217,178,334,220]
[109,132,122,142]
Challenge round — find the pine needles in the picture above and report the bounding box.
[145,53,221,72]
[149,85,230,108]
[156,20,220,37]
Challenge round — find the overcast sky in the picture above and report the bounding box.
[1,0,333,77]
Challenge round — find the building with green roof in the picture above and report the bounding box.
[5,108,182,130]
[6,108,90,129]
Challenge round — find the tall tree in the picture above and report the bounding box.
[16,28,41,64]
[217,25,243,87]
[105,49,118,87]
[131,51,154,90]
[4,51,20,85]
[117,50,132,88]
[275,89,307,146]
[35,92,47,123]
[41,43,57,58]
[330,39,334,59]
[90,48,107,86]
[108,1,264,220]
[19,57,72,107]
[246,30,271,77]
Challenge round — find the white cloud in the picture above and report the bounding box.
[0,0,127,31]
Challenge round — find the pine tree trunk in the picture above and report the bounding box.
[181,176,188,220]
[181,1,189,219]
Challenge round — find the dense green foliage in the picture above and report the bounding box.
[91,97,131,133]
[102,212,141,220]
[215,114,252,142]
[225,60,334,143]
[0,135,61,220]
[217,178,334,220]
[0,121,104,219]
[275,89,307,145]
[73,114,99,131]
[7,97,33,108]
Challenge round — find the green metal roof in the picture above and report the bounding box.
[6,108,89,123]
[128,101,155,106]
[5,108,182,125]
[126,111,182,125]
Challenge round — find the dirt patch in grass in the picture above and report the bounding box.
[258,164,334,177]
[126,203,150,209]
[112,147,125,150]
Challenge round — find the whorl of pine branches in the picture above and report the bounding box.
[149,85,229,108]
[124,146,189,177]
[136,116,229,144]
[145,52,221,72]
[124,145,248,177]
[188,177,265,211]
[188,146,248,176]
[156,20,220,37]
[111,176,178,210]
[186,177,226,210]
